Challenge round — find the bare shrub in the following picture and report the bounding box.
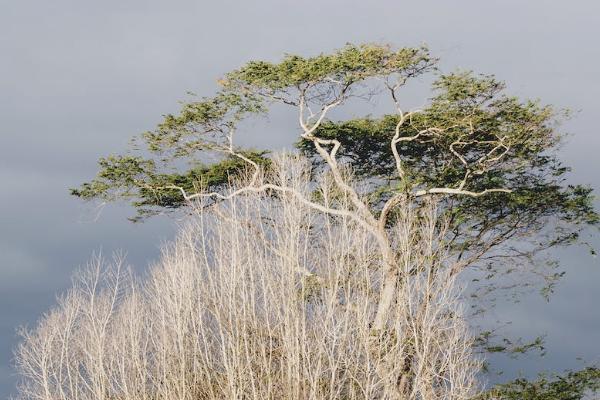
[16,154,480,399]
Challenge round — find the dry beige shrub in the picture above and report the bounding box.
[16,154,480,400]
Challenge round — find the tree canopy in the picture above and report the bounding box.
[72,43,597,279]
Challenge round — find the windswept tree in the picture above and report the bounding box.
[72,43,596,281]
[73,42,596,322]
[65,44,598,396]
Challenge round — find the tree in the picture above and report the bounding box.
[68,43,598,395]
[72,43,597,279]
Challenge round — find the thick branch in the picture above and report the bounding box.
[167,183,375,234]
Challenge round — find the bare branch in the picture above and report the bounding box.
[17,157,480,400]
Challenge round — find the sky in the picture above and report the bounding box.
[1,0,599,397]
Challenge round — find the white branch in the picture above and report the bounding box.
[167,183,376,234]
[413,187,512,197]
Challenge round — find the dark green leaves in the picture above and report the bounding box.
[71,156,155,201]
[295,71,597,288]
[71,151,270,222]
[480,367,600,399]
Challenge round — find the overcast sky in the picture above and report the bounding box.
[1,0,599,397]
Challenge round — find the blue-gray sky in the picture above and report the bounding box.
[1,0,599,397]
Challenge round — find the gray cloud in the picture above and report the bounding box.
[1,0,599,397]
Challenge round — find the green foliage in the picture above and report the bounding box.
[479,367,600,399]
[73,42,597,276]
[72,85,268,221]
[142,91,265,156]
[298,72,597,272]
[225,43,435,92]
[71,151,270,221]
[474,331,546,358]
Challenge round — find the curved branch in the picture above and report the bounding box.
[413,187,512,197]
[167,182,376,234]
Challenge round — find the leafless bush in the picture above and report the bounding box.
[16,154,480,399]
